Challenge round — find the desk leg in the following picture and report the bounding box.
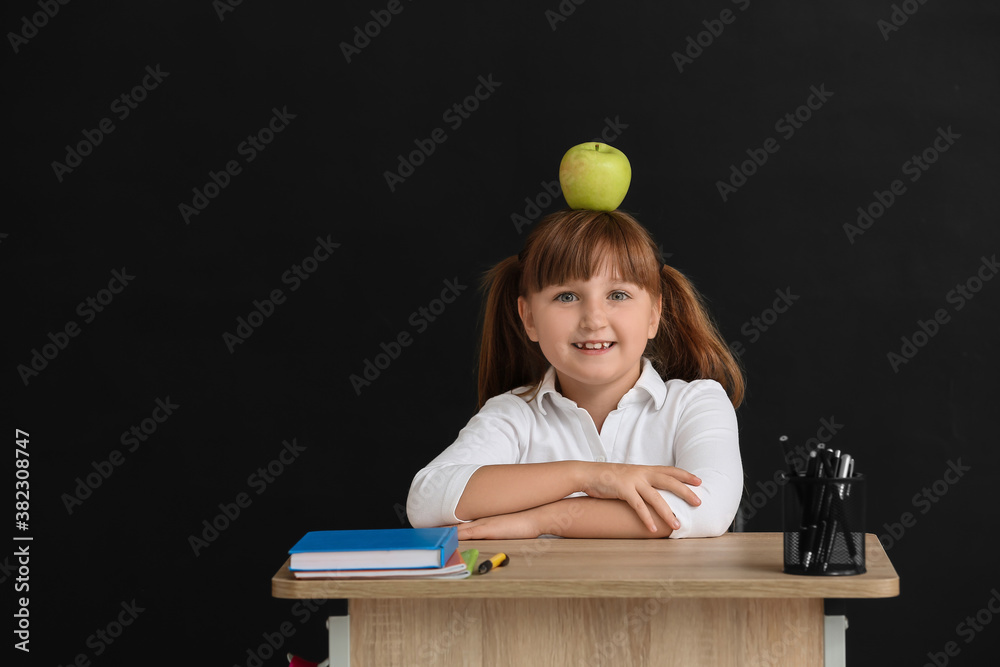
[327,614,350,667]
[823,599,848,667]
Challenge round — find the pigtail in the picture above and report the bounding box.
[648,264,745,408]
[477,256,549,409]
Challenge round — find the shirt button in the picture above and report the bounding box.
[595,456,606,462]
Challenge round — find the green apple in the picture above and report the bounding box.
[558,142,632,211]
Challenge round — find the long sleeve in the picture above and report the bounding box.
[406,394,529,527]
[658,380,743,538]
[406,364,743,538]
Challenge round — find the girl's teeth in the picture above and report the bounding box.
[576,342,612,349]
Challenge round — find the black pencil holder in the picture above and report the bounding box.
[781,473,866,576]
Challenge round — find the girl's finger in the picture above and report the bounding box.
[663,467,702,485]
[656,476,703,506]
[642,487,680,531]
[627,492,658,533]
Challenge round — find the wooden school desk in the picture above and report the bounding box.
[271,532,899,666]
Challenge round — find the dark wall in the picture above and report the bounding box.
[6,1,999,665]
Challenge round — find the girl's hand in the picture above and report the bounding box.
[580,463,702,533]
[456,508,544,540]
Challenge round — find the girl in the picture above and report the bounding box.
[406,209,744,539]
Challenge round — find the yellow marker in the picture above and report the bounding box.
[477,552,510,574]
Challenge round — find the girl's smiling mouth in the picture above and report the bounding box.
[572,341,615,351]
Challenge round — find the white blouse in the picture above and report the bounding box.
[406,357,743,538]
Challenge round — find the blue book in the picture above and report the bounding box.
[288,527,458,571]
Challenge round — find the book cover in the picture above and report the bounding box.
[289,526,458,571]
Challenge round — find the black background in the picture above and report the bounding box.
[4,1,999,665]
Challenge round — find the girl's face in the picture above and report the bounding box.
[517,264,661,398]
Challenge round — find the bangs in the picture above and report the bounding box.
[521,210,661,296]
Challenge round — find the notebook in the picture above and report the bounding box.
[292,548,470,579]
[288,526,458,571]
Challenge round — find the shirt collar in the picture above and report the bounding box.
[533,357,667,414]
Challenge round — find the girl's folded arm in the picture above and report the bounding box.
[454,461,587,520]
[535,497,676,538]
[406,394,540,527]
[656,381,743,538]
[456,496,676,540]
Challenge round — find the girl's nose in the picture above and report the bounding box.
[580,301,609,329]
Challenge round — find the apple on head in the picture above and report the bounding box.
[558,142,631,211]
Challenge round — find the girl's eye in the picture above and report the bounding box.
[553,291,630,302]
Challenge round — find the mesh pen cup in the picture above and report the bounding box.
[781,473,866,576]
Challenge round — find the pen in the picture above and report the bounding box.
[836,454,852,499]
[801,523,818,570]
[819,509,838,572]
[813,443,827,475]
[807,451,826,527]
[803,451,820,524]
[827,449,842,478]
[781,435,806,506]
[815,487,834,571]
[835,455,858,564]
[779,435,798,476]
[815,453,839,571]
[816,449,840,536]
[844,457,862,566]
[477,552,510,574]
[810,520,827,572]
[805,449,819,477]
[819,453,854,571]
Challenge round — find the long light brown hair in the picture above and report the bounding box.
[477,209,744,409]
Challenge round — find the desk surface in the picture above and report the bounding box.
[271,532,899,600]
